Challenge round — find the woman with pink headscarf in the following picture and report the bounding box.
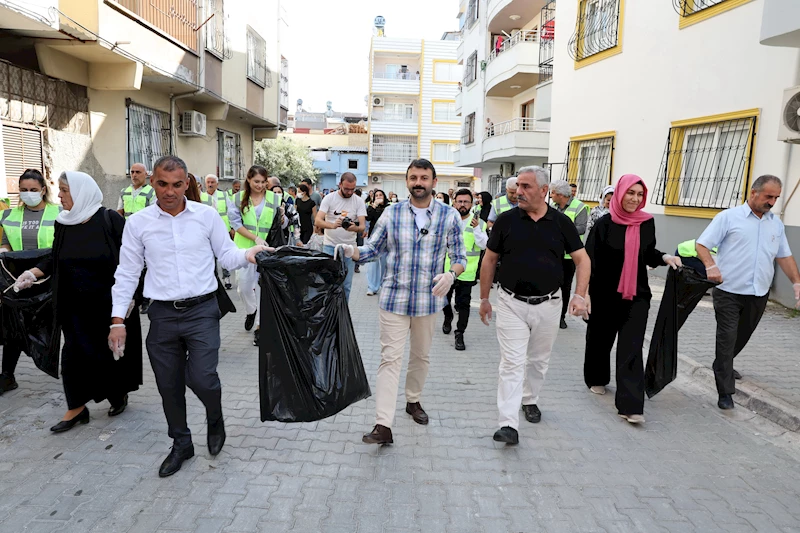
[582,175,682,424]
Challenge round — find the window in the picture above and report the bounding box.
[562,133,615,202]
[466,0,479,28]
[432,101,458,123]
[652,112,757,210]
[539,1,556,83]
[381,103,414,122]
[432,142,457,163]
[372,135,418,163]
[348,159,359,170]
[126,101,171,172]
[464,51,478,86]
[462,113,476,144]
[206,0,226,59]
[433,62,461,83]
[2,123,43,206]
[674,0,752,29]
[247,27,268,87]
[218,130,241,180]
[568,0,623,64]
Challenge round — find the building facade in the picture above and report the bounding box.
[0,0,284,206]
[454,0,553,195]
[311,147,369,192]
[367,32,474,197]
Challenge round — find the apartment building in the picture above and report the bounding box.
[454,0,553,195]
[0,0,284,206]
[367,30,474,197]
[547,0,800,307]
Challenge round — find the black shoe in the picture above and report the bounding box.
[253,329,260,347]
[362,424,393,445]
[140,300,150,314]
[0,372,18,394]
[493,426,519,445]
[354,265,360,273]
[733,369,742,380]
[454,332,465,351]
[718,394,734,410]
[559,318,568,329]
[208,418,225,456]
[158,445,195,477]
[108,394,128,417]
[442,319,452,335]
[405,402,429,425]
[50,407,90,433]
[522,404,542,423]
[224,283,232,290]
[244,313,256,331]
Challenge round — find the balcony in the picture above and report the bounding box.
[760,0,800,47]
[455,91,463,116]
[372,72,421,95]
[485,31,540,97]
[482,118,549,163]
[110,0,199,52]
[370,110,419,135]
[488,0,548,33]
[370,140,418,173]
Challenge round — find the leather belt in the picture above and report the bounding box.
[500,285,559,306]
[157,292,216,310]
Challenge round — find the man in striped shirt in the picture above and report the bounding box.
[337,159,467,445]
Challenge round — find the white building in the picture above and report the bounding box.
[454,0,553,195]
[548,0,800,307]
[367,29,474,197]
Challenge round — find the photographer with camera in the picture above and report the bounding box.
[315,172,367,301]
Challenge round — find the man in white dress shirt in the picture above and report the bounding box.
[109,155,267,477]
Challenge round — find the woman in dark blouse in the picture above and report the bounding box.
[295,183,317,244]
[583,174,681,424]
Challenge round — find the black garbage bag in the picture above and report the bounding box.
[645,267,718,398]
[257,246,371,422]
[0,249,60,379]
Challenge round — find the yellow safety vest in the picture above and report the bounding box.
[491,195,515,217]
[445,213,486,282]
[0,203,60,250]
[677,239,717,258]
[121,185,155,218]
[200,190,231,231]
[563,197,589,260]
[232,191,280,249]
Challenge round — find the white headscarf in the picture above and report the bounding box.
[600,185,615,200]
[56,171,104,226]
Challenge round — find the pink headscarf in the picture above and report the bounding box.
[609,174,653,300]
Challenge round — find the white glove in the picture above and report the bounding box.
[662,254,682,270]
[246,245,275,264]
[255,237,268,246]
[334,244,355,260]
[108,326,126,361]
[13,270,37,292]
[793,283,800,306]
[432,271,455,297]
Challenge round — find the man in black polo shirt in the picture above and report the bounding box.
[479,166,590,445]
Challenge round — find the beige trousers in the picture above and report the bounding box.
[375,309,437,427]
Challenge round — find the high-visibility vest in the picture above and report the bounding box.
[491,195,515,217]
[445,213,486,282]
[200,190,231,231]
[563,197,589,260]
[121,185,155,218]
[0,203,60,250]
[677,239,717,258]
[232,190,280,249]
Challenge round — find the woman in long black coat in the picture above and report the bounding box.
[17,171,142,432]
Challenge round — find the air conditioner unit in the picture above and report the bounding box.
[372,176,380,183]
[372,96,385,107]
[181,110,207,136]
[780,85,800,143]
[500,162,515,177]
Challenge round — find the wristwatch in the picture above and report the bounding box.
[448,269,457,281]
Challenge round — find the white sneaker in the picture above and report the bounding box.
[619,414,645,424]
[590,386,606,395]
[366,291,375,296]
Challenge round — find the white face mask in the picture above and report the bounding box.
[20,191,43,207]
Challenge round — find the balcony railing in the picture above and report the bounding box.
[672,0,728,16]
[372,143,417,163]
[488,30,538,63]
[371,110,417,122]
[484,118,550,139]
[539,1,556,83]
[110,0,200,52]
[373,72,420,80]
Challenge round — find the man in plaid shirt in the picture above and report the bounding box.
[336,159,466,445]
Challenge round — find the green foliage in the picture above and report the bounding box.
[253,137,319,185]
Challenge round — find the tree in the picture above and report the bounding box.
[253,137,319,185]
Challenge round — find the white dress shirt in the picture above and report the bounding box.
[111,199,250,318]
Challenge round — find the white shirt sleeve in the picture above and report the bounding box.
[473,223,488,250]
[111,218,146,318]
[209,210,250,271]
[117,196,124,211]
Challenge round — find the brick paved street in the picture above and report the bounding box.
[2,268,800,532]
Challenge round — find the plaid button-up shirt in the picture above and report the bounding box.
[358,199,467,317]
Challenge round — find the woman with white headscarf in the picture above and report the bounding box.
[15,171,143,432]
[587,185,614,236]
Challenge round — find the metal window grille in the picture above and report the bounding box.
[466,0,479,28]
[568,0,621,61]
[539,1,556,83]
[462,113,476,145]
[464,52,478,86]
[672,0,728,17]
[246,27,268,87]
[2,122,43,206]
[372,135,418,163]
[560,136,614,202]
[205,0,230,59]
[651,117,756,209]
[126,100,172,171]
[217,129,241,180]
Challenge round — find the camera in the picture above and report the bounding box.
[340,217,353,230]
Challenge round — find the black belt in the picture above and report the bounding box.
[500,285,559,306]
[157,292,216,310]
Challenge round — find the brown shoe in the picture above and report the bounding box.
[362,424,393,445]
[405,402,429,425]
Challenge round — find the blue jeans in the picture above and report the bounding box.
[367,254,387,294]
[324,244,355,301]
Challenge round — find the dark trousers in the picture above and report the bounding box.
[443,280,475,334]
[584,295,650,415]
[561,258,576,320]
[712,288,768,396]
[1,341,22,376]
[146,297,223,450]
